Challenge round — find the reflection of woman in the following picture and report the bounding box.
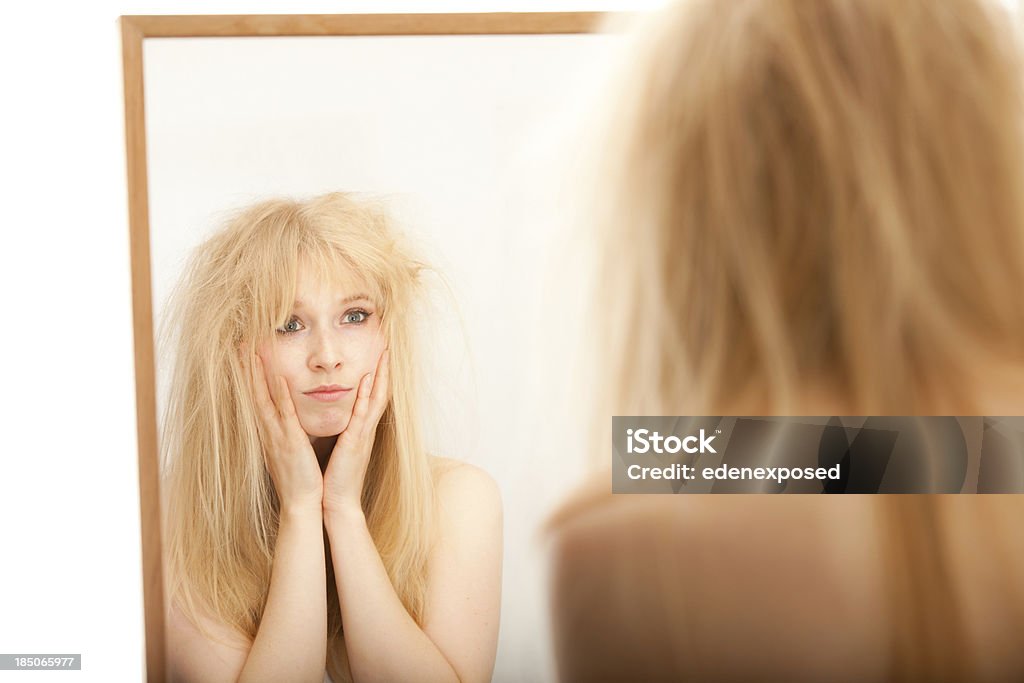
[161,193,502,683]
[548,0,1024,681]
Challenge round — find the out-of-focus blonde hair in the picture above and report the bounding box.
[553,0,1024,681]
[592,0,1024,419]
[160,192,436,683]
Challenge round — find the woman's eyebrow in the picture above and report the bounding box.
[291,294,374,308]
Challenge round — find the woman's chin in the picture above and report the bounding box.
[301,415,351,438]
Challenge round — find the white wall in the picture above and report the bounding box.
[0,2,660,682]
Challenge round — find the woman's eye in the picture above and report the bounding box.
[344,310,370,324]
[276,318,303,334]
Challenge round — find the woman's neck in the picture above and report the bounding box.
[310,434,339,472]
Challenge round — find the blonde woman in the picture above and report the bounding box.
[548,0,1024,681]
[160,193,502,683]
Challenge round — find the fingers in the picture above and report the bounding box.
[275,375,300,423]
[353,371,373,418]
[343,349,389,440]
[248,349,278,425]
[368,349,390,420]
[336,372,369,439]
[259,351,287,417]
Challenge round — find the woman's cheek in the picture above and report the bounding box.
[344,325,385,364]
[263,344,304,394]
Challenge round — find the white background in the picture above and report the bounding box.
[0,2,662,682]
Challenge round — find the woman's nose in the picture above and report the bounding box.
[308,331,344,371]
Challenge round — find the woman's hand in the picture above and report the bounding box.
[242,343,324,514]
[322,349,390,516]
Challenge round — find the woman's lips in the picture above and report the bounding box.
[303,386,352,402]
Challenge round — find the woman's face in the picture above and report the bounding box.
[258,262,386,439]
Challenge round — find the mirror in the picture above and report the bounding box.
[122,13,625,681]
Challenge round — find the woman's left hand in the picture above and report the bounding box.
[322,348,390,515]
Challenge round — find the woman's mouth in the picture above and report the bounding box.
[303,385,352,402]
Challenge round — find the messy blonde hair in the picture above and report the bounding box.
[555,0,1024,681]
[160,192,436,682]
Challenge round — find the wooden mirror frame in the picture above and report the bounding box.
[119,12,607,681]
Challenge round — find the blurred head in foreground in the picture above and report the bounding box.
[592,0,1024,418]
[549,0,1024,681]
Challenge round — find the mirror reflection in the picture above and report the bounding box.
[144,30,623,683]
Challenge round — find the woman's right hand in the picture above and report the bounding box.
[241,343,324,514]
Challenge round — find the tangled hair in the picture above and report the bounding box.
[160,192,436,682]
[554,0,1024,681]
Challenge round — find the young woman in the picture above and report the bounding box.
[160,193,502,683]
[547,0,1024,681]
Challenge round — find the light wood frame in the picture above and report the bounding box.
[120,12,607,682]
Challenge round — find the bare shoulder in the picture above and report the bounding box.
[550,494,881,601]
[429,456,503,515]
[548,494,887,682]
[427,456,503,553]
